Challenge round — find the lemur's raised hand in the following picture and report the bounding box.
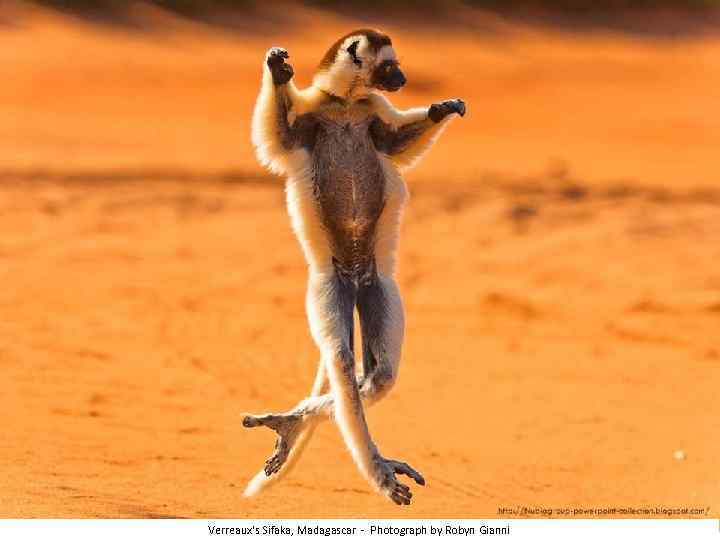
[244,29,466,505]
[266,47,293,85]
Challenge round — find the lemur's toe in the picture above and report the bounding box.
[242,415,262,428]
[263,439,288,476]
[389,483,412,505]
[453,99,466,117]
[389,460,426,486]
[244,413,280,429]
[264,458,280,476]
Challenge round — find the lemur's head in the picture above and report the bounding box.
[313,29,406,99]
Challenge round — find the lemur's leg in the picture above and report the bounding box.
[242,265,336,482]
[356,270,426,497]
[370,99,466,169]
[244,350,391,456]
[242,358,326,476]
[241,358,327,497]
[243,271,392,472]
[262,358,328,475]
[245,270,423,503]
[242,269,342,477]
[356,271,404,407]
[244,267,355,478]
[245,272,396,425]
[311,268,420,504]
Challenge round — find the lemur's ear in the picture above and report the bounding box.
[346,40,362,67]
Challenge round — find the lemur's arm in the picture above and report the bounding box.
[251,48,318,175]
[368,93,466,171]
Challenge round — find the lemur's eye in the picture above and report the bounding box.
[385,64,392,73]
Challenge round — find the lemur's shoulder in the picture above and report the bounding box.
[287,83,330,115]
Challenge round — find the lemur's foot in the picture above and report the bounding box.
[242,412,303,476]
[428,98,466,123]
[266,47,294,85]
[374,454,426,505]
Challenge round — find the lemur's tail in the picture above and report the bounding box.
[243,361,326,497]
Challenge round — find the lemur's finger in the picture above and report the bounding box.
[267,47,289,67]
[268,47,288,59]
[393,482,412,505]
[264,443,282,471]
[396,483,412,499]
[264,456,281,476]
[242,413,273,428]
[390,489,411,505]
[454,99,466,117]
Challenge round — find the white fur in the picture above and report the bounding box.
[375,156,408,275]
[251,67,292,176]
[368,92,427,127]
[285,156,334,272]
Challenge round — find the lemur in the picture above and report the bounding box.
[242,29,465,505]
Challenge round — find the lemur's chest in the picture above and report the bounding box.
[311,110,386,235]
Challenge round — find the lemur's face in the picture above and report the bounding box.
[369,51,406,92]
[343,35,405,92]
[315,30,406,97]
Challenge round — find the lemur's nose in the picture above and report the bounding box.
[391,68,406,89]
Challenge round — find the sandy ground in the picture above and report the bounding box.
[1,2,719,518]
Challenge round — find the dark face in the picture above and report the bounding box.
[371,60,406,92]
